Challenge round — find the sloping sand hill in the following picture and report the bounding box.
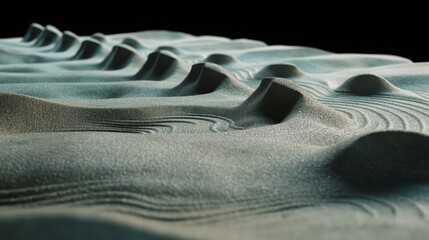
[0,23,428,240]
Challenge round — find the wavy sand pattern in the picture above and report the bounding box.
[0,23,428,239]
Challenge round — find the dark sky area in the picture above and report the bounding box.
[0,5,426,62]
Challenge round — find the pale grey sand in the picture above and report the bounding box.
[0,24,428,239]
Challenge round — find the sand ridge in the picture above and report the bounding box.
[0,23,428,239]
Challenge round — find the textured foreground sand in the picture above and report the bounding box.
[0,23,428,239]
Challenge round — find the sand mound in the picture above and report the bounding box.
[33,25,61,47]
[120,37,146,51]
[133,50,188,80]
[237,46,330,62]
[72,39,108,60]
[0,213,178,240]
[331,131,429,187]
[254,64,305,79]
[231,78,351,127]
[336,74,402,95]
[0,93,78,134]
[204,54,237,65]
[22,23,44,43]
[173,63,252,95]
[0,24,428,240]
[100,44,144,70]
[52,31,80,52]
[91,32,107,43]
[155,46,182,55]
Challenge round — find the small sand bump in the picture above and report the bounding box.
[204,54,237,65]
[120,37,146,51]
[156,46,181,55]
[254,64,305,79]
[91,33,107,43]
[331,131,429,187]
[336,74,401,95]
[238,47,330,62]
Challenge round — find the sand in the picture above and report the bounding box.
[0,23,428,239]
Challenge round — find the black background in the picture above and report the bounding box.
[0,5,426,61]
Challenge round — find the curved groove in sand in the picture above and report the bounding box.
[1,24,429,239]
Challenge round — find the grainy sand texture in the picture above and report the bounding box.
[0,23,428,240]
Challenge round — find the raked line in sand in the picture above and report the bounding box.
[0,23,428,239]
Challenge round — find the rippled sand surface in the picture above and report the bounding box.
[0,23,428,240]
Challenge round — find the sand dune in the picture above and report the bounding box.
[0,23,428,239]
[22,23,45,42]
[332,131,429,186]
